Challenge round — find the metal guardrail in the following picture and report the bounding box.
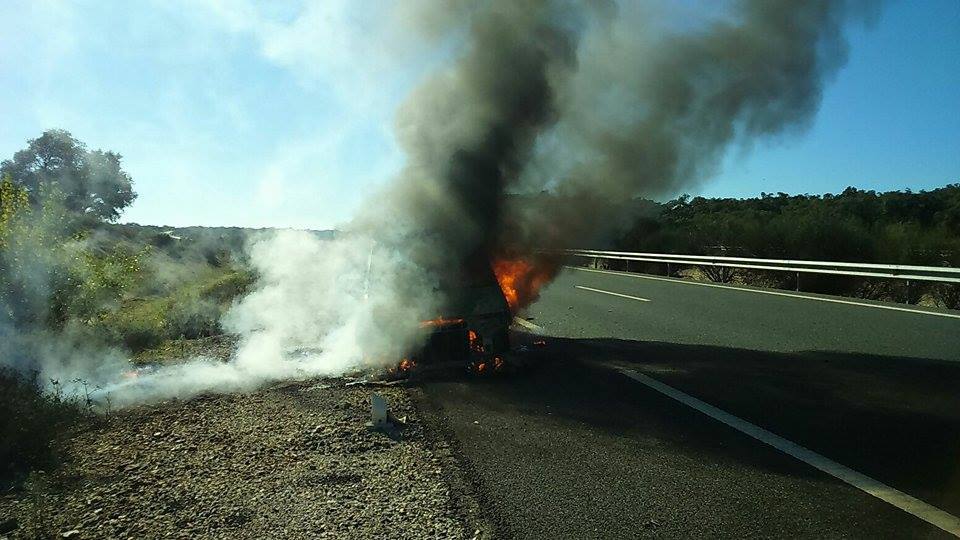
[553,249,960,284]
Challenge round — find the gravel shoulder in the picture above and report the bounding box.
[1,352,488,539]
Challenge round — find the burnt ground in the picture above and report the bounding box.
[0,343,490,539]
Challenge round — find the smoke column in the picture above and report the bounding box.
[511,0,880,250]
[392,0,879,252]
[368,0,880,305]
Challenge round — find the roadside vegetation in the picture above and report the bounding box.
[0,368,87,491]
[0,131,254,488]
[613,187,960,308]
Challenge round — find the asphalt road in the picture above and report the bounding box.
[416,267,960,539]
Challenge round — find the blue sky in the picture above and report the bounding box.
[703,0,960,199]
[1,0,957,229]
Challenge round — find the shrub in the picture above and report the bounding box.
[0,368,85,489]
[198,269,255,303]
[931,283,960,310]
[94,268,255,352]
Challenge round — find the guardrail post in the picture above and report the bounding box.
[666,262,671,277]
[796,271,801,292]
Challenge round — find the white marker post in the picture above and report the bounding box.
[371,393,389,430]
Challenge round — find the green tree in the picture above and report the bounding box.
[1,130,136,223]
[1,174,143,330]
[0,174,30,249]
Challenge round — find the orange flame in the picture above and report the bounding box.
[419,317,465,328]
[468,329,485,354]
[492,256,556,313]
[470,355,505,375]
[388,358,416,378]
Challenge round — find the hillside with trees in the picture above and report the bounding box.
[611,186,960,307]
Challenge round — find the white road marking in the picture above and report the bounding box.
[617,367,960,537]
[572,266,960,320]
[575,285,651,302]
[513,316,543,332]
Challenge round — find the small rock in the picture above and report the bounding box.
[61,530,81,538]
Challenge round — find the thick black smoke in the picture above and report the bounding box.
[363,1,585,275]
[371,0,879,260]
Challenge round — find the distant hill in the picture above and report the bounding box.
[101,223,335,265]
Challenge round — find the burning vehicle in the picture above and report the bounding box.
[399,251,557,377]
[406,252,513,375]
[365,247,515,377]
[360,228,558,378]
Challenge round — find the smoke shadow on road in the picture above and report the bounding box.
[413,333,960,537]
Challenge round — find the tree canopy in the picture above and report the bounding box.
[616,184,960,267]
[1,129,136,222]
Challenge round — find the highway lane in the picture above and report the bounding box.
[417,267,960,538]
[531,267,960,513]
[538,266,960,361]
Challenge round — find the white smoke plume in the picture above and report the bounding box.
[93,228,441,406]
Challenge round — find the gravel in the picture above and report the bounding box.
[0,376,487,539]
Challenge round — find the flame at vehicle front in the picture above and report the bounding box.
[491,256,557,313]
